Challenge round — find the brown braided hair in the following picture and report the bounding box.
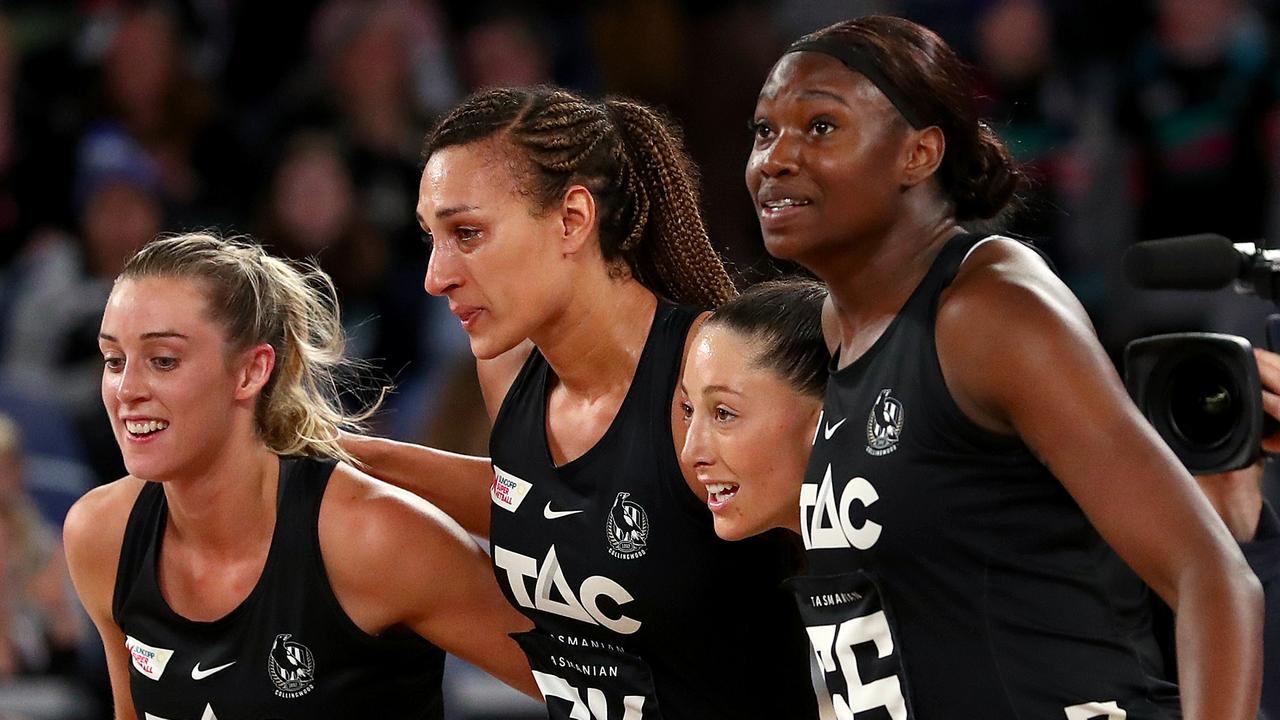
[423,86,736,307]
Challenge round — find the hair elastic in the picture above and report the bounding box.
[784,37,928,129]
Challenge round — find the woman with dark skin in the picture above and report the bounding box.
[744,16,1261,720]
[683,281,1280,720]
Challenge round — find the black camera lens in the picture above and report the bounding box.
[1166,356,1239,448]
[1125,332,1263,474]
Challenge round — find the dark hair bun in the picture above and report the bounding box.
[953,123,1023,221]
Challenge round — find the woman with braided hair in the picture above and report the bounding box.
[345,86,818,718]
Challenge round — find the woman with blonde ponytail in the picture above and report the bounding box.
[62,232,537,720]
[344,86,818,719]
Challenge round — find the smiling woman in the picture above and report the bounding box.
[680,279,828,541]
[63,233,538,720]
[98,276,254,482]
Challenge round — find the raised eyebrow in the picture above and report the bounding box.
[702,384,744,397]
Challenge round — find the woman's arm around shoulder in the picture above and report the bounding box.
[63,477,148,720]
[318,462,539,699]
[338,434,496,538]
[339,339,536,538]
[935,237,1263,720]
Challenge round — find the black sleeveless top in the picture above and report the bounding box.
[489,302,817,720]
[113,456,446,720]
[792,233,1180,720]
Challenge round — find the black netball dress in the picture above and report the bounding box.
[489,302,818,720]
[113,456,446,720]
[793,234,1180,720]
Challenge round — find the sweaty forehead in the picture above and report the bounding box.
[694,324,770,375]
[418,139,528,219]
[421,142,499,196]
[756,51,893,113]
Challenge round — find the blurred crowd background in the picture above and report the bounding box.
[0,0,1278,717]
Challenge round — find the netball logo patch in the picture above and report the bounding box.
[866,388,904,456]
[267,633,315,699]
[605,492,649,560]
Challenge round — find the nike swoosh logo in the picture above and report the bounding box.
[544,502,584,520]
[823,418,847,440]
[191,661,236,680]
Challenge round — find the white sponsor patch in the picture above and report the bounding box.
[126,635,175,681]
[491,465,533,513]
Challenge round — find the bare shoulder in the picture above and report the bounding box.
[63,477,147,616]
[64,476,147,562]
[939,236,1089,336]
[476,339,535,421]
[936,236,1109,432]
[317,462,487,632]
[320,463,476,557]
[318,463,482,591]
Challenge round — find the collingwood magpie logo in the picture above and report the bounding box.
[866,389,904,456]
[606,492,649,560]
[267,633,315,698]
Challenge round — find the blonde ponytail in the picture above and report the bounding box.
[121,232,377,464]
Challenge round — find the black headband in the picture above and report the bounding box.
[784,37,928,129]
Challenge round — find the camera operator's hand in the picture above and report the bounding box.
[1193,348,1280,542]
[1256,347,1280,453]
